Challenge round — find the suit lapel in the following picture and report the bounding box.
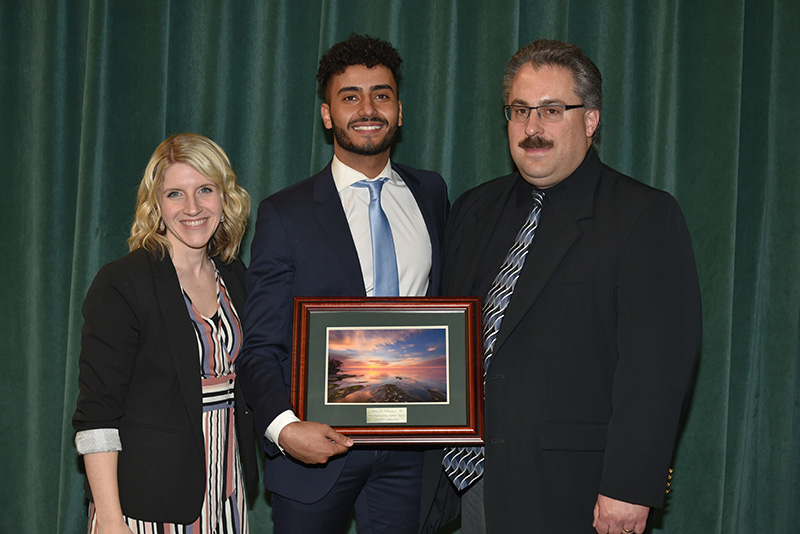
[312,165,367,295]
[150,253,203,433]
[393,164,441,293]
[446,175,518,297]
[492,150,600,354]
[493,199,582,353]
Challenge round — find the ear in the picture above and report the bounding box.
[584,108,600,138]
[321,102,333,130]
[398,100,403,127]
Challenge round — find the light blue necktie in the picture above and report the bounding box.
[443,189,545,491]
[352,178,400,297]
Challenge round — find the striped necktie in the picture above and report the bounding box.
[443,189,545,491]
[352,178,399,297]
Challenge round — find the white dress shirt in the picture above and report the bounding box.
[332,155,432,297]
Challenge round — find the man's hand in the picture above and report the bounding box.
[278,421,353,464]
[592,494,650,534]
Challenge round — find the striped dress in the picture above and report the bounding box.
[88,271,249,534]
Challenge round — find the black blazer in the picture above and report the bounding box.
[73,248,258,524]
[443,149,702,532]
[238,161,448,506]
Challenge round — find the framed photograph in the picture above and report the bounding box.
[291,297,483,445]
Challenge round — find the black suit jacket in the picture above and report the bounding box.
[238,161,448,507]
[73,248,258,523]
[443,149,702,532]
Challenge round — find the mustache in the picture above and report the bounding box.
[349,116,389,127]
[518,136,554,149]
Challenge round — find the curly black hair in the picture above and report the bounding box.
[317,34,403,101]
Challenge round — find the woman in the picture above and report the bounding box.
[73,133,256,534]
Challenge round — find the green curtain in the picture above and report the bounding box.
[2,1,798,532]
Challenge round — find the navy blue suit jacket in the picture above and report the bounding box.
[238,161,448,504]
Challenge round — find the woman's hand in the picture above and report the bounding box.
[95,518,133,534]
[84,451,132,533]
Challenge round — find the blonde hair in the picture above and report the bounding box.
[127,133,250,263]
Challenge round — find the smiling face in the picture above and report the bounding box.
[159,162,223,259]
[507,63,599,189]
[320,64,402,168]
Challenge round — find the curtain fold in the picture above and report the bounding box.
[2,1,798,532]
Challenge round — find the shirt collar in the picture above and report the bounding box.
[331,155,395,192]
[537,147,601,221]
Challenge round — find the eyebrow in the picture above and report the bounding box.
[162,181,217,192]
[337,84,396,95]
[510,97,564,106]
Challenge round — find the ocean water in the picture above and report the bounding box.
[328,370,448,404]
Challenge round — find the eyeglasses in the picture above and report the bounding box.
[503,104,585,123]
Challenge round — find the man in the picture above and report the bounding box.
[238,34,449,534]
[441,39,701,533]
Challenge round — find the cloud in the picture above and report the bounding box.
[328,327,447,368]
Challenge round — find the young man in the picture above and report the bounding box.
[238,34,449,534]
[442,39,702,533]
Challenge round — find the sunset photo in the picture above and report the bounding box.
[326,326,448,404]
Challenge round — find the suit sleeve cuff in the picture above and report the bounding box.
[266,409,301,452]
[75,428,122,455]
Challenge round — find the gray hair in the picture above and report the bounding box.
[503,39,602,139]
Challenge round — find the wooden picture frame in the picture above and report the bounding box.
[291,297,484,445]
